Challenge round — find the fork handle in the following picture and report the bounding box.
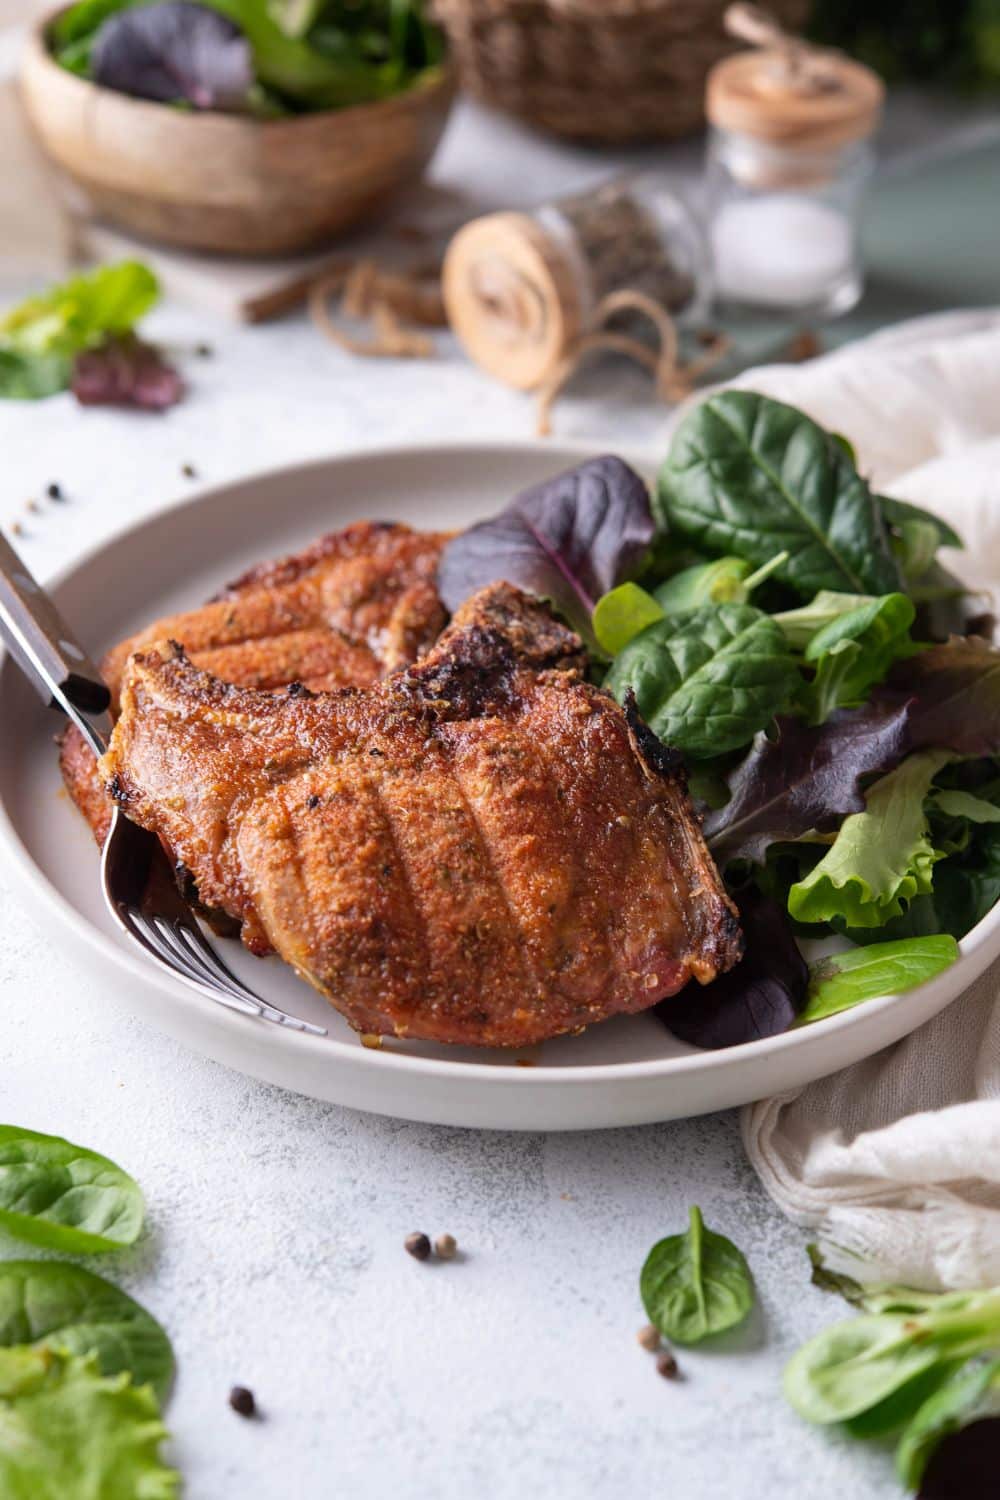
[0,533,112,756]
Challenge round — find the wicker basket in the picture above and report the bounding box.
[432,0,809,143]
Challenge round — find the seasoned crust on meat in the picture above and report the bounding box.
[59,521,448,843]
[100,583,742,1048]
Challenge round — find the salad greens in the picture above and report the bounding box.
[640,1206,754,1345]
[0,1125,144,1253]
[51,0,444,114]
[438,390,997,1049]
[0,261,179,407]
[0,1347,178,1499]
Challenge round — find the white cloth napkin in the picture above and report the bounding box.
[728,311,1000,1290]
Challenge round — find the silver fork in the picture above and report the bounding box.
[0,535,326,1036]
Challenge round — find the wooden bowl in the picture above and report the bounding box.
[20,13,454,257]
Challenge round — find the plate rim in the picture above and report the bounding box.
[2,441,998,1093]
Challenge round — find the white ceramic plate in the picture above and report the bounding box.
[3,444,998,1130]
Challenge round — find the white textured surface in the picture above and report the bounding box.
[0,92,984,1498]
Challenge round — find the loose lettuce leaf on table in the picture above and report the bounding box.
[797,935,959,1025]
[788,750,953,929]
[704,701,913,866]
[437,457,654,648]
[604,602,799,758]
[0,261,158,357]
[0,1347,178,1500]
[658,885,807,1049]
[72,334,183,410]
[656,392,902,598]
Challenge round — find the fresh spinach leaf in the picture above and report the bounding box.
[658,886,807,1049]
[788,751,953,928]
[773,589,882,649]
[897,1358,1000,1490]
[0,1347,178,1499]
[641,1206,754,1345]
[656,392,902,598]
[797,935,959,1025]
[931,789,1000,824]
[651,551,788,617]
[592,582,663,655]
[704,700,913,866]
[802,592,916,724]
[438,456,654,648]
[933,823,1000,940]
[604,602,799,758]
[0,1262,172,1401]
[0,1126,143,1253]
[892,517,942,585]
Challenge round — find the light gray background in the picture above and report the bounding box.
[2,91,995,1498]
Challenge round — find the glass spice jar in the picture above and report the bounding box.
[704,41,884,318]
[443,174,710,391]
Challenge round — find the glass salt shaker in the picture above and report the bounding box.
[703,37,884,319]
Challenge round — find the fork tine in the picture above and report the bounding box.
[113,901,262,1020]
[167,922,327,1035]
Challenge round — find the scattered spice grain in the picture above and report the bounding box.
[229,1385,256,1417]
[637,1324,661,1352]
[656,1351,679,1380]
[46,482,64,500]
[405,1232,432,1261]
[434,1233,458,1260]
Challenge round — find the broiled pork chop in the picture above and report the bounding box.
[60,522,447,843]
[100,584,741,1048]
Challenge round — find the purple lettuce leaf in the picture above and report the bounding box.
[72,335,184,411]
[437,457,654,646]
[704,701,913,867]
[873,636,1000,757]
[657,886,807,1049]
[91,2,254,111]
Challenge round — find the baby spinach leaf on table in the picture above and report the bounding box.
[604,603,799,758]
[91,1,255,108]
[0,1347,178,1500]
[0,1262,173,1401]
[704,700,913,866]
[797,935,959,1025]
[655,392,902,598]
[874,637,1000,757]
[788,751,952,929]
[592,582,663,655]
[438,456,654,648]
[897,1358,1000,1490]
[658,886,807,1049]
[0,1125,143,1253]
[640,1206,754,1345]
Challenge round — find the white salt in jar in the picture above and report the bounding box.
[704,25,883,318]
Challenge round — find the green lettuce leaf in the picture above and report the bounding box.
[788,750,953,928]
[802,592,917,724]
[1,262,159,357]
[0,1347,178,1500]
[773,590,883,650]
[592,582,663,655]
[797,935,959,1024]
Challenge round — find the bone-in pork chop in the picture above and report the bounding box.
[60,521,447,843]
[100,584,742,1048]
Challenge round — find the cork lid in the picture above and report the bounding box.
[707,7,884,151]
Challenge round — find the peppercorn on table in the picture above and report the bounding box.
[2,87,998,1500]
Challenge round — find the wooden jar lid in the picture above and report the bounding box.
[706,48,884,151]
[442,212,585,390]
